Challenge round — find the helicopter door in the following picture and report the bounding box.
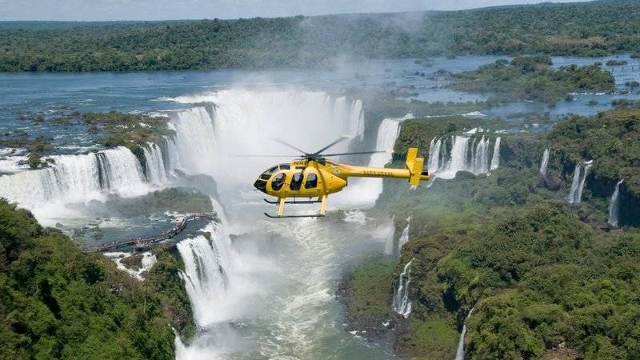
[271,173,286,191]
[290,172,303,190]
[305,173,318,189]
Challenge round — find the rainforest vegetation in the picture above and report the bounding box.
[0,199,194,359]
[448,55,615,104]
[1,0,640,72]
[343,106,640,360]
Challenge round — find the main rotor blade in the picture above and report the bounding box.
[320,150,393,157]
[273,138,308,155]
[311,136,351,156]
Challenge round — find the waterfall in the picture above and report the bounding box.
[396,216,411,256]
[540,149,550,177]
[608,179,624,227]
[428,137,442,172]
[455,307,475,360]
[567,161,593,204]
[143,142,169,184]
[392,259,413,318]
[337,117,400,206]
[576,162,592,203]
[0,146,152,220]
[176,222,236,327]
[567,165,581,204]
[427,135,500,180]
[169,89,365,189]
[490,137,500,171]
[384,215,396,256]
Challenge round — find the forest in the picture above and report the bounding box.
[0,0,639,72]
[0,199,195,359]
[343,105,640,360]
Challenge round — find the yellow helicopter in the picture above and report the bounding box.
[252,137,430,218]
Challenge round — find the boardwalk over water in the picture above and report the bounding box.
[85,212,217,253]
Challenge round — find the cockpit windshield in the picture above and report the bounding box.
[259,164,289,180]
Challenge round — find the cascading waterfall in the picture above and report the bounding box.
[169,89,365,189]
[392,259,413,318]
[0,146,152,220]
[455,307,475,360]
[143,142,169,184]
[176,222,236,326]
[396,216,411,257]
[576,161,593,203]
[169,89,392,359]
[384,215,397,256]
[428,137,442,172]
[427,135,501,180]
[540,149,550,177]
[608,179,624,227]
[336,117,401,206]
[567,161,592,204]
[490,137,500,171]
[567,165,581,204]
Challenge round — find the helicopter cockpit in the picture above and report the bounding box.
[253,163,290,193]
[253,163,321,194]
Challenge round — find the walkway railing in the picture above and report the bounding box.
[84,212,217,253]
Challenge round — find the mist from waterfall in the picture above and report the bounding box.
[392,259,413,318]
[396,217,411,257]
[455,307,475,360]
[168,88,398,360]
[608,179,624,227]
[426,135,501,180]
[540,149,550,177]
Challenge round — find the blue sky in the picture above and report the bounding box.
[0,0,594,21]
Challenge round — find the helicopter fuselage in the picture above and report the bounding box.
[254,147,429,217]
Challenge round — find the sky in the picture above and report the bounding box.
[0,0,595,21]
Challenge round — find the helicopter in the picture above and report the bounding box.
[252,137,430,218]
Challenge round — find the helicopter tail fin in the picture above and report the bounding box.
[406,147,430,186]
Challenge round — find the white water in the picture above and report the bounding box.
[392,259,413,318]
[576,162,592,203]
[104,251,158,281]
[567,165,582,204]
[454,307,475,360]
[170,89,397,360]
[338,117,401,206]
[0,146,152,222]
[540,149,550,177]
[567,161,592,204]
[427,135,500,180]
[490,137,500,171]
[143,142,169,184]
[608,179,624,227]
[384,215,397,255]
[396,217,411,257]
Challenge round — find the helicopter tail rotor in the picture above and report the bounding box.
[406,148,430,186]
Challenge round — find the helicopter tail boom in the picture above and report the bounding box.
[335,147,430,185]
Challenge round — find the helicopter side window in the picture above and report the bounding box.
[290,172,303,190]
[305,173,318,189]
[272,173,286,191]
[279,164,290,170]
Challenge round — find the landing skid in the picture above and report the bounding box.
[263,212,326,218]
[264,195,328,219]
[263,198,321,205]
